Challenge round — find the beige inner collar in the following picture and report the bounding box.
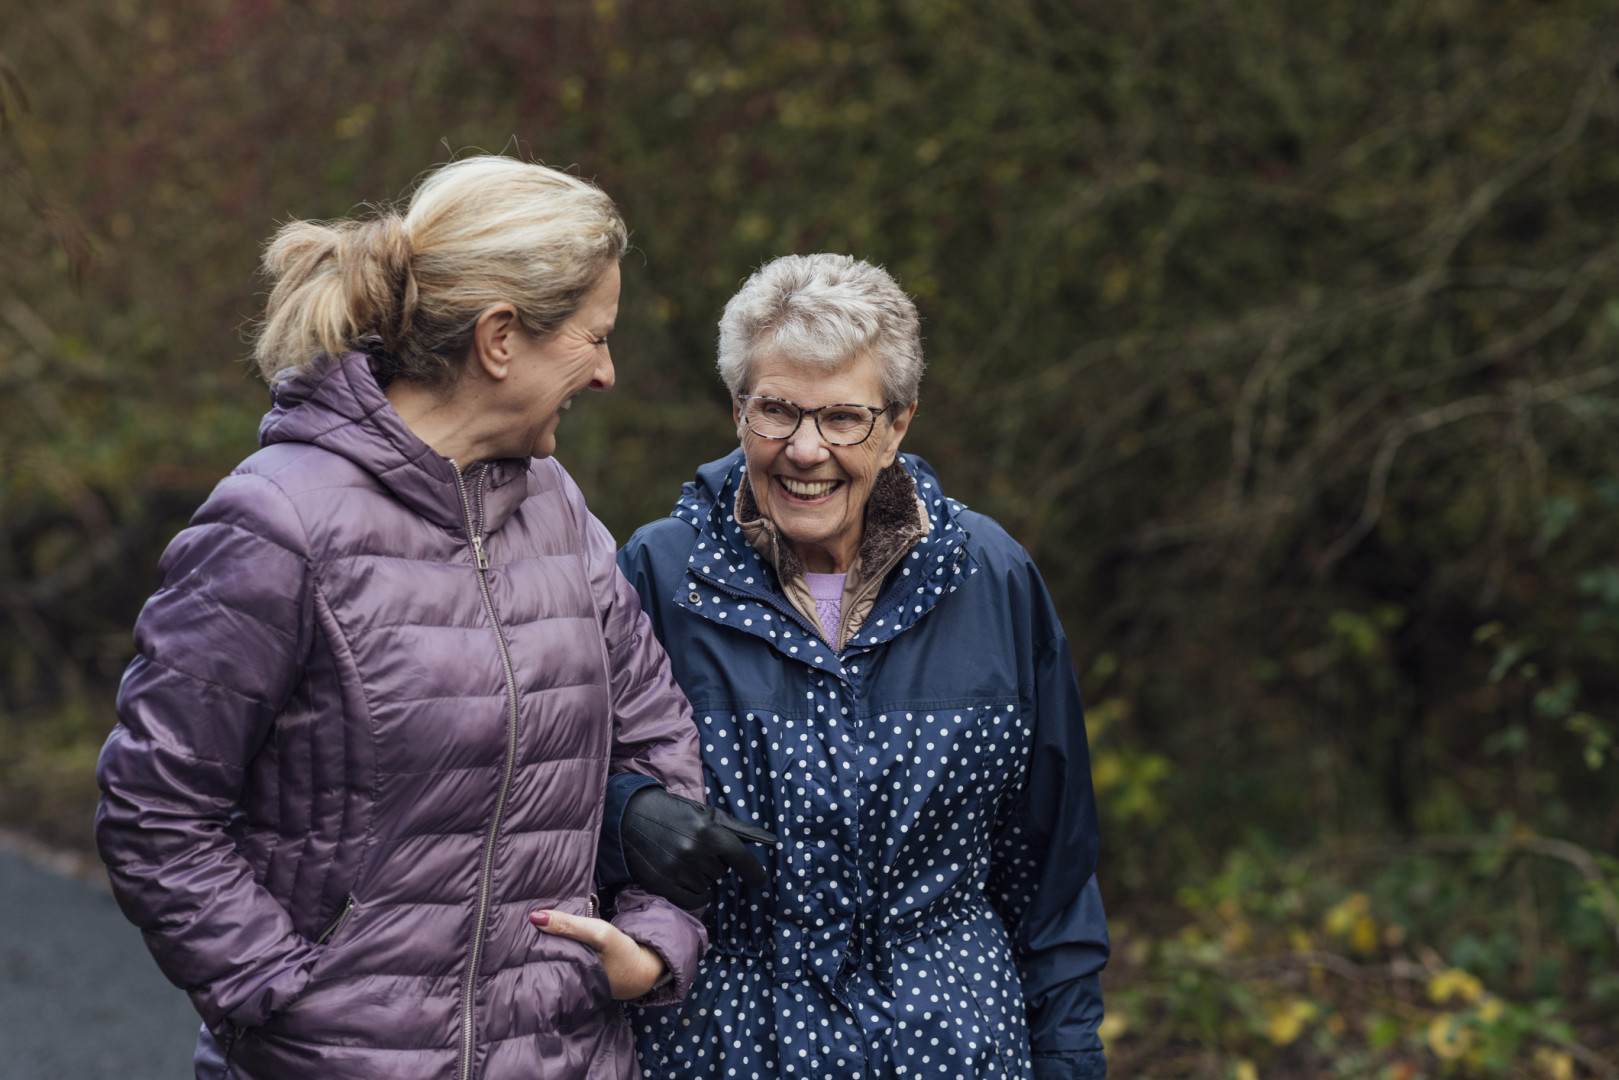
[734,461,930,650]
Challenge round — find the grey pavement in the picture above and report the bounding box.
[0,848,198,1079]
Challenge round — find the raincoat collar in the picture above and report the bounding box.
[734,464,930,650]
[258,350,531,535]
[671,449,976,670]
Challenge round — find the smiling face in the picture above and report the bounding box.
[501,261,620,459]
[736,352,915,574]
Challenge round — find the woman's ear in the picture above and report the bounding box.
[878,402,917,467]
[733,396,745,439]
[471,303,523,381]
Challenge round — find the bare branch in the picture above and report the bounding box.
[1415,48,1619,274]
[1315,365,1619,576]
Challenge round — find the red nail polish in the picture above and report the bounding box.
[530,911,549,927]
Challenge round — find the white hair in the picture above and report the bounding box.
[716,254,924,407]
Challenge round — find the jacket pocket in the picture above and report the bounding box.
[251,895,381,1048]
[315,894,358,946]
[303,893,366,990]
[523,928,616,1031]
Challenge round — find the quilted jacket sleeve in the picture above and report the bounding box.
[95,470,321,1031]
[987,568,1110,1080]
[566,474,708,1005]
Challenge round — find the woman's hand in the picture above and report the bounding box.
[620,786,779,908]
[530,909,666,1000]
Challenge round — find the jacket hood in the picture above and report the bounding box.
[258,351,530,534]
[675,450,746,521]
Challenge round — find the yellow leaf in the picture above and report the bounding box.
[1427,968,1484,1005]
[1091,750,1124,795]
[1268,1010,1303,1045]
[333,103,375,140]
[1235,1060,1259,1080]
[1324,893,1369,937]
[1427,1015,1473,1061]
[1350,915,1379,954]
[1532,1049,1575,1080]
[1098,1012,1128,1046]
[1266,1000,1316,1046]
[1477,996,1503,1023]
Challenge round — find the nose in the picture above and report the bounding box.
[589,346,615,392]
[783,419,830,467]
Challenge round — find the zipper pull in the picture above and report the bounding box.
[471,534,490,572]
[317,894,357,944]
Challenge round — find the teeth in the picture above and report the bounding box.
[782,477,837,497]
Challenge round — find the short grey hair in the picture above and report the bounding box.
[716,254,924,407]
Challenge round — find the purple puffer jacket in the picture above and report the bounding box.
[95,351,706,1080]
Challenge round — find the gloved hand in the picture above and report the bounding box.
[620,786,779,908]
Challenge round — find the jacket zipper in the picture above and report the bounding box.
[316,894,357,945]
[452,462,523,1080]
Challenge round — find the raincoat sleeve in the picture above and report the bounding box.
[95,471,322,1031]
[596,771,663,887]
[569,477,708,1005]
[987,573,1110,1080]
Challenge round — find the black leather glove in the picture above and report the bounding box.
[620,786,779,908]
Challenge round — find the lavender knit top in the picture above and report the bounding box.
[803,572,846,644]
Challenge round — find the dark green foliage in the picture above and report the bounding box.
[2,0,1616,1071]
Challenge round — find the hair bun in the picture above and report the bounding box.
[343,213,417,352]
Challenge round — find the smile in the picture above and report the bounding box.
[777,476,841,500]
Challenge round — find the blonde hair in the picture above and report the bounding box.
[717,253,924,407]
[253,156,626,385]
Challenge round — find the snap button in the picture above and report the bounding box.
[689,591,701,604]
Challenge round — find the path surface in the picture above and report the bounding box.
[0,848,198,1078]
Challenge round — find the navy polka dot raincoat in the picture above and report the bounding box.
[613,450,1109,1080]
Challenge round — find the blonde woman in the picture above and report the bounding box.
[96,157,710,1080]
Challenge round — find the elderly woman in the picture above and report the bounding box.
[95,156,710,1080]
[612,254,1109,1080]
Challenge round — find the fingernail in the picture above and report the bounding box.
[530,911,550,927]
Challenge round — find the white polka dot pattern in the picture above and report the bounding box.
[632,459,1049,1080]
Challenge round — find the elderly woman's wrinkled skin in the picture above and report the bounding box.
[734,355,915,575]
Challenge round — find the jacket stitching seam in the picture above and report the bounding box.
[311,583,382,918]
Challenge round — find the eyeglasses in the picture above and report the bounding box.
[736,394,892,446]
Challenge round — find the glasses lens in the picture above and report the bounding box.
[816,407,877,445]
[743,397,801,438]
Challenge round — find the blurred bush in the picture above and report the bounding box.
[2,0,1616,1070]
[1099,841,1619,1077]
